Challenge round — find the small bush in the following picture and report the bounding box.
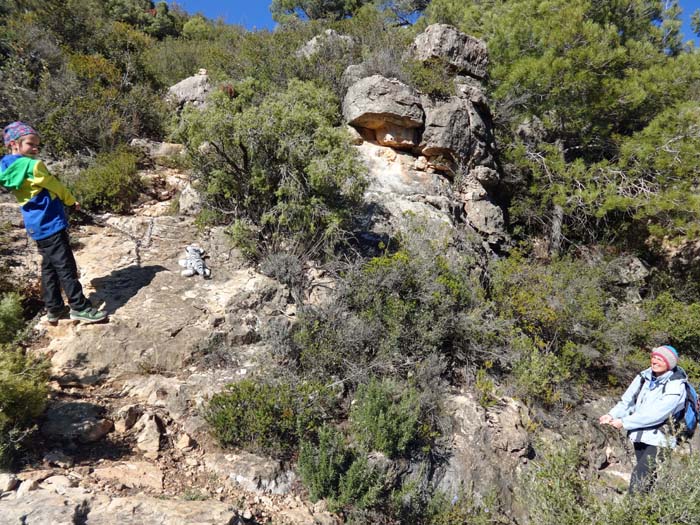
[490,254,608,346]
[70,149,142,213]
[350,378,422,458]
[609,452,700,525]
[475,364,498,408]
[489,254,640,403]
[336,456,385,511]
[337,5,416,85]
[523,439,700,525]
[225,220,260,260]
[182,79,368,260]
[298,425,385,513]
[0,293,24,344]
[425,489,505,525]
[205,379,336,457]
[0,347,49,468]
[638,292,700,358]
[513,339,581,406]
[292,221,491,384]
[206,380,297,457]
[403,58,455,98]
[523,439,600,525]
[298,424,350,502]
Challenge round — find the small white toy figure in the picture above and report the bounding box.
[178,245,211,278]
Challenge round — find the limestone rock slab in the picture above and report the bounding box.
[1,487,92,524]
[167,70,211,109]
[343,75,424,131]
[204,451,296,495]
[411,24,488,79]
[40,402,113,444]
[92,462,164,490]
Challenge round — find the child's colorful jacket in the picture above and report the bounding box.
[0,154,75,240]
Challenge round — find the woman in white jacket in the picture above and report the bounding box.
[599,345,686,493]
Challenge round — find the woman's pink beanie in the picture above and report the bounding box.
[651,345,679,369]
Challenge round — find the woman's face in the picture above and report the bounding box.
[651,354,670,374]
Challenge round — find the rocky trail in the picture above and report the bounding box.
[0,167,336,524]
[0,143,619,525]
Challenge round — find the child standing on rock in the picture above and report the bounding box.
[0,121,107,323]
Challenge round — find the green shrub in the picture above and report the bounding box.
[513,338,576,406]
[181,79,368,260]
[606,452,700,525]
[475,364,498,408]
[219,24,317,95]
[490,254,608,345]
[523,439,700,525]
[142,28,242,87]
[425,489,505,525]
[205,380,297,457]
[523,439,601,525]
[350,378,422,458]
[225,220,260,260]
[489,254,641,402]
[292,221,491,383]
[0,293,24,345]
[638,292,700,358]
[70,149,142,213]
[205,379,336,457]
[298,424,350,502]
[337,5,417,87]
[0,347,49,468]
[403,58,455,98]
[336,456,384,511]
[298,425,385,513]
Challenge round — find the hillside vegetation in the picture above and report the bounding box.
[2,0,700,522]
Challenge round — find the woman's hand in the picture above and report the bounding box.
[599,414,613,425]
[610,418,624,429]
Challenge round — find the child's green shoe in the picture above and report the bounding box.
[69,307,108,323]
[46,306,69,324]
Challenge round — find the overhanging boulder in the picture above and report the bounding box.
[342,75,424,149]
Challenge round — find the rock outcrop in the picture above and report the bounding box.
[129,138,186,160]
[342,24,504,242]
[167,69,212,110]
[409,23,489,79]
[436,394,532,523]
[420,94,495,169]
[343,75,424,149]
[296,29,354,59]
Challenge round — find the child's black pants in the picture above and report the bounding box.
[35,229,90,313]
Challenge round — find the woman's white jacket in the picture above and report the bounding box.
[607,367,687,448]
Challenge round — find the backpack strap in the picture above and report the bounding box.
[661,367,687,394]
[632,372,646,404]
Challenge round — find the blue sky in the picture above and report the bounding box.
[674,0,699,43]
[171,1,700,42]
[173,1,275,30]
